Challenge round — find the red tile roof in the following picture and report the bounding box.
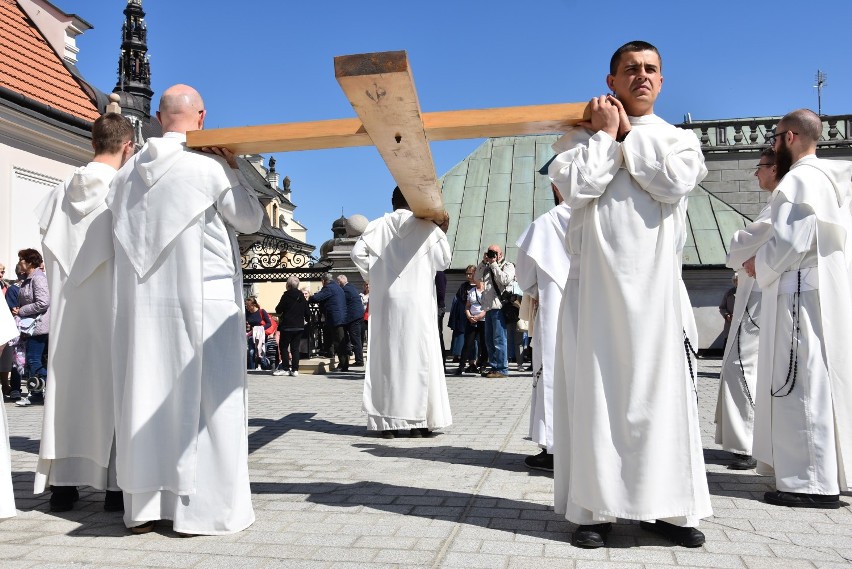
[0,0,99,122]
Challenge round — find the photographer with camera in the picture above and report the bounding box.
[473,245,515,378]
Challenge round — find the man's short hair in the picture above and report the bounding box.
[391,186,409,211]
[336,275,348,286]
[322,273,334,284]
[760,147,776,162]
[779,109,823,144]
[609,40,661,75]
[92,113,134,155]
[286,276,300,290]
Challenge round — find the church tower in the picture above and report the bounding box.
[112,0,153,129]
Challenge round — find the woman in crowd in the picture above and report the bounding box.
[245,296,272,370]
[454,276,487,376]
[273,277,311,376]
[13,249,50,407]
[448,265,477,363]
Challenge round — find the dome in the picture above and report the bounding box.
[331,215,348,238]
[319,239,335,258]
[345,214,369,237]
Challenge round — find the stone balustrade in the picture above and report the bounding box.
[677,114,852,152]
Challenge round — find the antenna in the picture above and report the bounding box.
[814,70,827,116]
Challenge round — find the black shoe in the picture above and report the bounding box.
[49,485,79,512]
[380,430,396,439]
[524,450,554,472]
[104,490,124,512]
[418,428,434,438]
[452,368,463,376]
[409,428,423,438]
[464,365,479,374]
[728,453,757,470]
[764,490,841,509]
[130,520,156,534]
[639,520,705,547]
[8,390,20,402]
[572,523,611,548]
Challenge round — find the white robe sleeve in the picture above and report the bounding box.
[216,170,264,234]
[548,130,623,209]
[755,199,817,288]
[434,234,452,272]
[621,129,707,204]
[351,236,371,279]
[515,248,539,298]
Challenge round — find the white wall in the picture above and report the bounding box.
[0,105,90,270]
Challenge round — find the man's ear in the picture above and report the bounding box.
[606,74,616,93]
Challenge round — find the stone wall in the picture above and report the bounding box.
[703,148,852,220]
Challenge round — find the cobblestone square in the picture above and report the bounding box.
[1,358,850,568]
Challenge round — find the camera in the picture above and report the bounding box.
[486,250,497,260]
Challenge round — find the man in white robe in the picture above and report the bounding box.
[352,188,452,439]
[108,85,264,534]
[33,113,135,512]
[548,40,711,548]
[715,148,777,470]
[515,185,571,472]
[0,300,18,518]
[743,109,852,509]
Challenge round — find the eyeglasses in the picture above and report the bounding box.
[755,163,775,169]
[766,130,797,146]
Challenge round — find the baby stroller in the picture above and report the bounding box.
[264,335,279,371]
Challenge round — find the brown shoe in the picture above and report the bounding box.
[486,371,508,378]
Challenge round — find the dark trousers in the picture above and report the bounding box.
[459,322,486,370]
[324,324,347,366]
[345,319,364,365]
[26,334,48,379]
[438,310,446,359]
[280,329,304,371]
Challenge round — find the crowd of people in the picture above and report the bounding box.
[0,38,849,553]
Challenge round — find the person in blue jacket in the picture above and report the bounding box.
[309,273,347,371]
[337,275,365,368]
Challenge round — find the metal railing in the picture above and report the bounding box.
[677,114,852,152]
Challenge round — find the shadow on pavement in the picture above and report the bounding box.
[9,436,39,455]
[352,443,550,475]
[248,413,362,453]
[248,480,672,548]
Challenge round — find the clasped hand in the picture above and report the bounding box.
[578,95,630,141]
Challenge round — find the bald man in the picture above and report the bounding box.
[108,84,264,534]
[744,109,852,509]
[473,244,515,378]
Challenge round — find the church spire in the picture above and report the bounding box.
[113,0,152,120]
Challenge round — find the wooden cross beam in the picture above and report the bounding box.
[186,50,590,223]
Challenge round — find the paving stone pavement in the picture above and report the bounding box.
[1,357,850,568]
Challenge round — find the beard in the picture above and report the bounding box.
[551,184,564,206]
[775,137,794,179]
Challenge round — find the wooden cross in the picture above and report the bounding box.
[187,50,589,223]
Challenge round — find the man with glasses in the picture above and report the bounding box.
[548,40,711,548]
[743,109,852,509]
[474,245,515,378]
[32,113,134,513]
[715,147,778,472]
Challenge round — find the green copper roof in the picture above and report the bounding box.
[439,135,751,270]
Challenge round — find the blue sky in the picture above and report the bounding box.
[73,0,852,247]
